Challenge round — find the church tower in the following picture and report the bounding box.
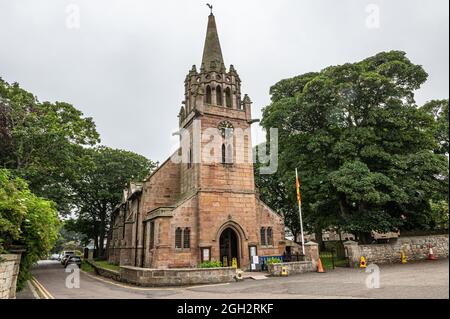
[109,11,285,271]
[176,12,269,268]
[178,12,255,198]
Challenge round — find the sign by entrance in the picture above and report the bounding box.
[202,248,210,262]
[252,256,259,264]
[223,256,228,267]
[231,258,238,268]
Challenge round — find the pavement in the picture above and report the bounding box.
[18,259,449,299]
[16,280,39,299]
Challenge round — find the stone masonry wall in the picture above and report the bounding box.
[120,266,236,287]
[344,234,449,265]
[268,261,314,276]
[198,191,257,269]
[141,157,181,213]
[257,200,286,257]
[149,196,199,269]
[0,254,21,299]
[86,260,121,282]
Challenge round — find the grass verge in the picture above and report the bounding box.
[94,260,120,272]
[81,260,95,273]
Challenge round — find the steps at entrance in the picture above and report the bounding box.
[242,272,269,280]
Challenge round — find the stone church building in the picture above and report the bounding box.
[108,12,285,270]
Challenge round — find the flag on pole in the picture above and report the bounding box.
[296,173,301,205]
[295,168,305,255]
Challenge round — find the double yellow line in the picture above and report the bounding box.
[30,276,54,299]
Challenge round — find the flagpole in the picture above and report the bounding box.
[296,168,305,256]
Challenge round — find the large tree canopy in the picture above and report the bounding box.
[67,146,157,256]
[1,78,157,288]
[0,169,59,290]
[0,78,100,215]
[257,51,448,243]
[420,99,449,156]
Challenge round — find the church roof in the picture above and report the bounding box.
[201,14,225,72]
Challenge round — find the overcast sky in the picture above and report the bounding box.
[0,0,448,163]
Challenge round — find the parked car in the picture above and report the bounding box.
[64,255,82,268]
[50,253,60,261]
[60,251,76,265]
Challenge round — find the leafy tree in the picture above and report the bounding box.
[254,147,302,240]
[68,146,157,257]
[0,170,27,251]
[429,200,449,230]
[52,224,88,253]
[0,78,100,215]
[0,169,59,290]
[420,99,449,156]
[61,241,83,252]
[258,51,448,243]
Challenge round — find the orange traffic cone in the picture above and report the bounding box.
[317,257,325,273]
[427,246,437,260]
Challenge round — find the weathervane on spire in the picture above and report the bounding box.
[206,3,213,15]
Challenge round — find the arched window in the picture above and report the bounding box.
[187,148,192,169]
[226,143,233,164]
[149,221,155,249]
[260,227,267,246]
[267,227,273,246]
[221,144,226,164]
[216,85,223,106]
[225,87,232,108]
[183,228,190,248]
[206,86,212,104]
[175,228,182,249]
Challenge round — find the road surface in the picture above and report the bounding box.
[25,259,449,299]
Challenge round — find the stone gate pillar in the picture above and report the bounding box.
[343,240,360,268]
[0,254,21,299]
[304,241,319,269]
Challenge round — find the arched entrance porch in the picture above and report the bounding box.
[219,227,240,267]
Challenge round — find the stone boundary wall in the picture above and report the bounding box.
[344,234,449,265]
[86,259,236,287]
[120,266,236,287]
[267,261,314,276]
[0,254,21,299]
[86,260,121,282]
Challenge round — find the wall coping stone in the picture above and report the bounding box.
[304,241,318,246]
[0,254,20,262]
[86,260,120,274]
[120,266,234,272]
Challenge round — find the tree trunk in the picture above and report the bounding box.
[98,207,107,258]
[357,232,372,244]
[315,228,325,251]
[93,236,99,258]
[98,218,106,258]
[99,231,105,258]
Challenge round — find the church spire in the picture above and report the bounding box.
[180,9,247,123]
[201,13,225,72]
